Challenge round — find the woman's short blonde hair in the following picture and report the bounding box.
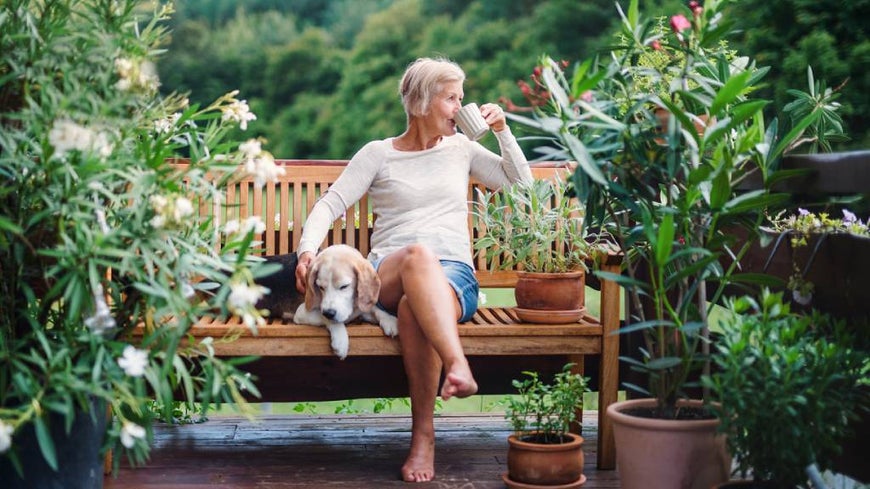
[399,57,465,118]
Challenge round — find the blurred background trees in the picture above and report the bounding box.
[156,0,869,159]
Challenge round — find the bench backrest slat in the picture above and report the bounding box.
[173,160,574,288]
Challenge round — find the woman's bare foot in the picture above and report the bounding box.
[440,365,478,400]
[401,431,435,482]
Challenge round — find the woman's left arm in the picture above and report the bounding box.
[469,124,532,189]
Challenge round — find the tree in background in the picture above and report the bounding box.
[157,0,868,159]
[727,0,869,146]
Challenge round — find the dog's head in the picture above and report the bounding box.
[304,245,380,322]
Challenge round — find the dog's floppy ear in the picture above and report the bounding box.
[304,258,322,310]
[354,258,381,312]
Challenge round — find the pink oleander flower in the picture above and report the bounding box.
[650,40,662,51]
[670,14,692,34]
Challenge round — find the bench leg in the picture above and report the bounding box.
[596,263,621,470]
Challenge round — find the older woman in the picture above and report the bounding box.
[294,57,531,482]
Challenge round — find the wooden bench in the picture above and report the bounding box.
[168,159,620,470]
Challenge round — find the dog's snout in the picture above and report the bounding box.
[321,308,337,320]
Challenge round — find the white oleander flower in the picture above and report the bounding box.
[242,216,266,234]
[0,420,13,453]
[239,138,262,159]
[115,57,160,93]
[478,291,488,305]
[117,346,149,377]
[120,421,146,449]
[224,219,241,235]
[173,196,193,221]
[85,293,116,333]
[150,194,193,228]
[228,282,267,311]
[222,97,257,130]
[154,113,181,134]
[243,150,285,188]
[49,119,95,156]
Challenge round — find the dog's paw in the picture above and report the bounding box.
[326,323,349,360]
[374,309,399,337]
[293,304,321,325]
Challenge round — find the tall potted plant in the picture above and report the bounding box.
[0,2,283,487]
[472,178,600,323]
[503,363,589,488]
[505,0,846,486]
[703,289,867,488]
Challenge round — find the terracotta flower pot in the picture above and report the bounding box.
[505,432,586,487]
[514,270,586,323]
[607,398,731,489]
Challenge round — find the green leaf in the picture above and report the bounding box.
[655,213,675,267]
[564,132,607,185]
[708,168,730,210]
[34,416,59,471]
[722,190,788,214]
[710,70,752,116]
[647,356,683,370]
[0,216,22,234]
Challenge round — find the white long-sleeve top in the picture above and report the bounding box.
[296,128,531,267]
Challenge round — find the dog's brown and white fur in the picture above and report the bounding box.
[293,245,398,359]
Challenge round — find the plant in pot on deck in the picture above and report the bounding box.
[503,0,846,486]
[472,177,601,324]
[0,2,284,487]
[703,289,868,488]
[503,363,590,488]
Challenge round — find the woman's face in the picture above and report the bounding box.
[424,80,464,137]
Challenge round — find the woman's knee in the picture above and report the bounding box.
[398,244,440,273]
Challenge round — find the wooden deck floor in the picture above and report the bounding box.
[105,411,621,488]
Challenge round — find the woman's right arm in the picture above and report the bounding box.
[294,145,379,292]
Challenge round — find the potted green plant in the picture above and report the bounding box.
[472,177,599,323]
[703,289,867,488]
[504,0,847,486]
[0,2,282,487]
[502,363,589,488]
[763,207,870,316]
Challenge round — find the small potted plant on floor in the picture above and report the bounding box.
[502,363,589,488]
[472,177,600,323]
[703,289,867,489]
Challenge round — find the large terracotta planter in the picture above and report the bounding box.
[514,270,586,323]
[607,398,730,489]
[505,432,586,487]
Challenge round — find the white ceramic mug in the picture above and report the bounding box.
[455,103,489,141]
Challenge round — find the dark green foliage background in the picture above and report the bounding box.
[157,0,869,159]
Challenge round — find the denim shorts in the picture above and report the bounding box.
[370,257,479,323]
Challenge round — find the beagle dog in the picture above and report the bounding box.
[293,244,398,359]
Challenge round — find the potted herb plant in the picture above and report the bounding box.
[703,289,867,488]
[0,2,283,487]
[503,363,589,488]
[504,0,847,486]
[472,177,599,323]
